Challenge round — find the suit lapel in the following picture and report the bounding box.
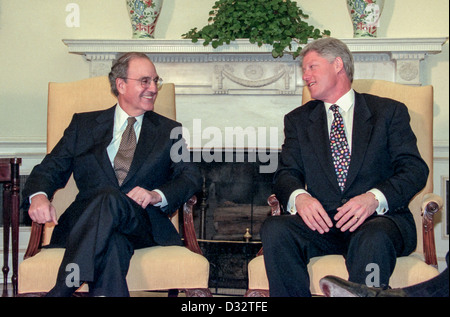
[307,102,341,192]
[344,93,373,191]
[92,106,117,185]
[121,111,162,186]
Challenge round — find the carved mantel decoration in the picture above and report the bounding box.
[64,38,446,85]
[63,38,446,148]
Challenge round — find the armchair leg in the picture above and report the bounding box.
[184,288,213,297]
[244,289,270,297]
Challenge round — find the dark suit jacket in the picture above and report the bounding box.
[23,105,202,247]
[273,92,429,255]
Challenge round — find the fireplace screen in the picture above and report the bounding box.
[193,150,278,242]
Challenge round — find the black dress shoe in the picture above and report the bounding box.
[319,275,408,297]
[45,285,79,297]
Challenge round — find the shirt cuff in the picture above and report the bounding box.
[152,189,168,208]
[367,188,389,215]
[29,192,48,203]
[287,189,310,215]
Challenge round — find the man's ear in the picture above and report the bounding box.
[116,78,126,95]
[334,57,345,75]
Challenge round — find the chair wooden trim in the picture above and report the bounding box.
[24,197,202,260]
[421,193,443,267]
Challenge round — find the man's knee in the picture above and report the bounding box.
[92,186,124,201]
[350,217,403,254]
[261,216,285,240]
[261,215,301,246]
[83,186,134,225]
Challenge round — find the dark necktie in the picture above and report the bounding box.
[114,117,137,185]
[329,104,351,191]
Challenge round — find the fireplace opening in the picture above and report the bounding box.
[192,149,278,242]
[188,149,279,294]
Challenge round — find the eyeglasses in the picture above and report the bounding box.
[121,76,163,90]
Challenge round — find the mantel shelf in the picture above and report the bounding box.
[63,37,447,56]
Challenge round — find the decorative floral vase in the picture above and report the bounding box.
[126,0,164,39]
[347,0,384,38]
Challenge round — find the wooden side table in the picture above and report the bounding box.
[0,158,21,296]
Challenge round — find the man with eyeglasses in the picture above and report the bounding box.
[23,52,202,297]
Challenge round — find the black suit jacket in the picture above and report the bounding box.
[23,105,202,247]
[273,92,429,255]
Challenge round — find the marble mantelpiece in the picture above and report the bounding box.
[63,38,447,149]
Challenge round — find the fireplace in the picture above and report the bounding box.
[185,149,278,293]
[191,149,278,242]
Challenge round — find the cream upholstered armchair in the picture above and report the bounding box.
[18,76,211,297]
[246,79,443,297]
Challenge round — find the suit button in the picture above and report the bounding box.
[341,199,348,204]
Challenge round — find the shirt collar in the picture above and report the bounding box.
[325,89,355,113]
[114,104,144,130]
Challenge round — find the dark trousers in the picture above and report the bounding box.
[47,187,157,297]
[261,213,404,297]
[404,252,449,297]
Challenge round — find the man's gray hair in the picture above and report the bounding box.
[300,37,354,83]
[109,52,150,97]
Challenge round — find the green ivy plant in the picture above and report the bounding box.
[182,0,331,59]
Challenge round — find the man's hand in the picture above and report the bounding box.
[334,192,379,232]
[29,194,58,225]
[295,193,333,234]
[127,186,162,209]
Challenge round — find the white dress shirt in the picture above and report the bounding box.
[287,89,388,215]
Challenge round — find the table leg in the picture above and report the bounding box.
[2,184,11,296]
[10,159,20,296]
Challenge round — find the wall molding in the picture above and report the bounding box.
[0,138,46,175]
[434,140,450,162]
[0,138,447,175]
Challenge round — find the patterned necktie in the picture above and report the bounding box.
[114,117,137,185]
[329,104,351,191]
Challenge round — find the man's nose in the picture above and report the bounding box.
[302,69,310,82]
[147,80,158,92]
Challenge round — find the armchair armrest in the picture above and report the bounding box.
[422,193,443,267]
[23,222,44,259]
[23,195,203,261]
[268,194,282,216]
[182,196,204,256]
[256,195,283,256]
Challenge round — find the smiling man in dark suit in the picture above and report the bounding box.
[260,38,429,297]
[23,52,202,297]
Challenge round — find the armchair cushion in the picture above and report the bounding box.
[248,254,439,296]
[19,246,210,294]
